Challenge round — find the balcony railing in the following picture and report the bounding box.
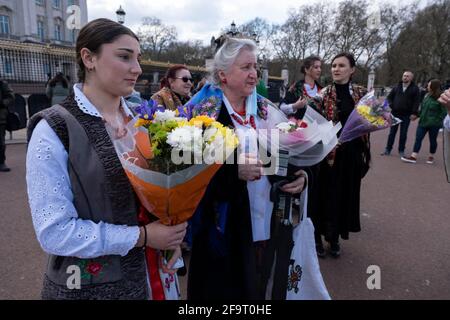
[0,33,21,41]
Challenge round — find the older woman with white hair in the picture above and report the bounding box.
[185,37,307,300]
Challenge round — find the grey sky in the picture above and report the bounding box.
[86,0,422,45]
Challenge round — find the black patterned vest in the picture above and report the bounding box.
[27,95,148,299]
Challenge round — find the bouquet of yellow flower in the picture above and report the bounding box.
[108,99,239,300]
[112,99,239,226]
[339,90,400,143]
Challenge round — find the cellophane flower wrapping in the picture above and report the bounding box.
[111,100,239,260]
[258,102,341,167]
[339,90,401,143]
[110,99,239,227]
[107,99,240,300]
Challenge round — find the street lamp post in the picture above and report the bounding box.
[252,32,260,46]
[227,21,238,37]
[368,67,376,92]
[116,6,126,25]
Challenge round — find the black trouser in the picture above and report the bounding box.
[0,124,6,164]
[386,115,411,153]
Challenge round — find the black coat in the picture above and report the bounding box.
[187,104,262,300]
[0,80,15,125]
[387,82,421,117]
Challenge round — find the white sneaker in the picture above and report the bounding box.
[401,155,417,163]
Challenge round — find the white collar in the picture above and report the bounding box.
[304,82,315,90]
[304,83,318,97]
[73,83,133,118]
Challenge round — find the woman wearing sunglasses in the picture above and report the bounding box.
[151,65,193,110]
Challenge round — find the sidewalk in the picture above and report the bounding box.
[5,128,27,145]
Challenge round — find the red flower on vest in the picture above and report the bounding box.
[86,262,103,276]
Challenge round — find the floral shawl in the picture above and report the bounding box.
[183,83,269,121]
[318,82,367,123]
[151,87,188,111]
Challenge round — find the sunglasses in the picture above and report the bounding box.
[175,76,193,83]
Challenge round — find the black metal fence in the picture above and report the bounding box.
[0,39,76,94]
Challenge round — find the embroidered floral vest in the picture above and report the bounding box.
[27,95,148,299]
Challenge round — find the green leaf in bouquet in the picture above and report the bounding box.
[153,130,168,142]
[151,141,161,156]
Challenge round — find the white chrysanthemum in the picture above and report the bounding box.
[276,122,293,133]
[167,126,203,152]
[203,127,218,143]
[153,110,177,123]
[204,135,226,164]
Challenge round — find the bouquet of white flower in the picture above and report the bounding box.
[258,102,341,167]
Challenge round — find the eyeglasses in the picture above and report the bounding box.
[175,76,193,83]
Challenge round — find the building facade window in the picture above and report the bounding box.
[35,0,44,6]
[43,63,51,77]
[0,15,10,34]
[3,58,13,74]
[52,0,61,9]
[54,22,62,41]
[68,0,76,6]
[37,20,45,41]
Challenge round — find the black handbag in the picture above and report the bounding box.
[6,111,20,132]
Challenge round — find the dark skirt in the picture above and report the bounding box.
[313,138,366,242]
[187,164,261,300]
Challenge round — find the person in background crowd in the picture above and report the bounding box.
[256,69,268,98]
[66,75,74,96]
[381,70,421,157]
[46,72,70,106]
[314,52,370,258]
[193,76,207,95]
[0,77,15,172]
[151,65,193,110]
[401,79,447,164]
[279,55,322,119]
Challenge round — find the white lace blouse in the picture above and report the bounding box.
[26,84,140,258]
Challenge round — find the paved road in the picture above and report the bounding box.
[1,122,449,300]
